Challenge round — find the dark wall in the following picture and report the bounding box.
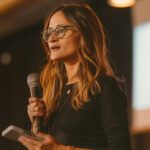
[90,1,132,93]
[90,0,133,127]
[0,22,45,150]
[0,1,134,150]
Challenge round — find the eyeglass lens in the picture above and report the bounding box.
[44,27,66,42]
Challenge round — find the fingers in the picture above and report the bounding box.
[28,102,45,112]
[18,136,41,150]
[35,132,52,139]
[29,97,43,104]
[18,134,58,150]
[35,132,48,139]
[35,132,58,144]
[27,97,46,123]
[27,103,45,116]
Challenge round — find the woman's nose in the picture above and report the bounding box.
[49,32,58,43]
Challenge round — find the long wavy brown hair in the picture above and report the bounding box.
[40,3,115,117]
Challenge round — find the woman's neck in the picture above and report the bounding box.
[64,61,80,85]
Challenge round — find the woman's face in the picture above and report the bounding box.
[48,11,81,64]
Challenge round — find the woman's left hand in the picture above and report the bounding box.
[18,132,59,150]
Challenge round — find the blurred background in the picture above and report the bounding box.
[0,0,150,149]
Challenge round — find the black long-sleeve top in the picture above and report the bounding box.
[47,76,132,150]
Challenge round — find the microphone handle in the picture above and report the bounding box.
[30,87,44,132]
[30,87,41,98]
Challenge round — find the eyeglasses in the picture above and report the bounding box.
[42,25,76,43]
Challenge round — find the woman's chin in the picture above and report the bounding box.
[50,55,62,61]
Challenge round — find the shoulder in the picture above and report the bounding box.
[99,76,127,99]
[98,75,127,105]
[98,75,126,94]
[98,75,119,90]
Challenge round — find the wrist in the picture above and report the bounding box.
[57,144,75,150]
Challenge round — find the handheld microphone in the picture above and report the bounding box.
[27,73,44,132]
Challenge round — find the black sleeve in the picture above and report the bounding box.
[95,76,132,150]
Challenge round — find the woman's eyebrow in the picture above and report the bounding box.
[48,24,67,29]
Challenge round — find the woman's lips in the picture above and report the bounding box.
[51,47,60,52]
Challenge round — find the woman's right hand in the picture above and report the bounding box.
[27,97,46,125]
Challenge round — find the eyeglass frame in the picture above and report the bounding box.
[42,25,77,43]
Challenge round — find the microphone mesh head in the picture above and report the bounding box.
[27,73,40,88]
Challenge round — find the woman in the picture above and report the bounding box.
[18,3,132,150]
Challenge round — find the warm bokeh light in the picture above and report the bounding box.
[0,0,23,14]
[0,52,12,65]
[107,0,136,8]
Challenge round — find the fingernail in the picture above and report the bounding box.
[18,136,23,141]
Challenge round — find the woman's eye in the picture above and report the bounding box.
[46,30,52,36]
[57,29,65,35]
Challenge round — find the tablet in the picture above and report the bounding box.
[2,125,44,142]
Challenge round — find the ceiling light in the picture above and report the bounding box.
[0,0,23,14]
[107,0,136,8]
